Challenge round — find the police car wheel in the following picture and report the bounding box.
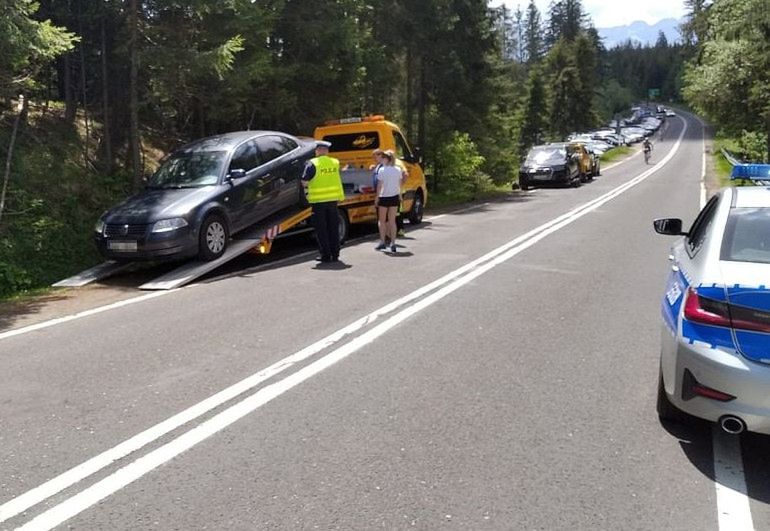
[198,214,228,261]
[656,368,688,423]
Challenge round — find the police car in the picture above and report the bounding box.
[654,165,770,435]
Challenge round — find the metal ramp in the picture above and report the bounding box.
[138,205,311,291]
[52,261,134,288]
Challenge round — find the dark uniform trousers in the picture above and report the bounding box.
[312,201,340,261]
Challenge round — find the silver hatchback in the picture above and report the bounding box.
[654,185,770,435]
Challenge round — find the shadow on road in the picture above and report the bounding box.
[0,293,68,332]
[661,416,770,505]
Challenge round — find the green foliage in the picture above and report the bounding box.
[0,115,129,297]
[0,0,77,95]
[433,131,489,196]
[683,0,770,158]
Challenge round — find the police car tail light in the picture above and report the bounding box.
[727,303,770,334]
[683,288,732,328]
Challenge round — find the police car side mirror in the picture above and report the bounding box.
[653,218,686,236]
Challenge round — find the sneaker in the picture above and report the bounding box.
[390,244,397,253]
[375,241,386,251]
[397,229,406,238]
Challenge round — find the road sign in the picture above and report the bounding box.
[648,88,661,100]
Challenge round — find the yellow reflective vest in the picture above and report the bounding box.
[307,155,345,203]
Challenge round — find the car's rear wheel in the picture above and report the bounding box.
[198,214,228,261]
[657,369,688,423]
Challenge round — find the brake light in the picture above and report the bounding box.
[730,305,770,333]
[683,288,732,328]
[683,288,770,333]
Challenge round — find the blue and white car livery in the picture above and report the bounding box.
[654,173,770,435]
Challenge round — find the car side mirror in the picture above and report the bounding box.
[413,147,424,165]
[228,168,246,181]
[653,218,686,236]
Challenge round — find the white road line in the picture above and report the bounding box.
[713,427,755,530]
[692,112,755,531]
[0,186,655,523]
[6,110,689,531]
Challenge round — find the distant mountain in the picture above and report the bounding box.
[598,18,683,49]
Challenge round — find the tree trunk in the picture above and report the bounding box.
[101,13,113,173]
[0,96,29,227]
[417,55,426,154]
[405,46,414,139]
[129,0,142,187]
[64,53,76,123]
[78,1,90,166]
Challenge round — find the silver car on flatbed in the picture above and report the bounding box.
[654,182,770,435]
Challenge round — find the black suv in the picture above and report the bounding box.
[95,131,315,261]
[518,144,581,190]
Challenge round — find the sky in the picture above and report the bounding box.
[489,0,687,28]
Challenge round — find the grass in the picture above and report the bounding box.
[600,146,632,163]
[426,183,512,210]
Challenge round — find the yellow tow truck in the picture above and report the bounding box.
[314,115,428,225]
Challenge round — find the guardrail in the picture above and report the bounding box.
[720,147,742,166]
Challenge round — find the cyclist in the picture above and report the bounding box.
[643,138,653,163]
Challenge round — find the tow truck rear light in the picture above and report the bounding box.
[683,288,732,328]
[683,287,770,333]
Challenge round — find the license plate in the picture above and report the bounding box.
[108,241,137,251]
[533,174,551,181]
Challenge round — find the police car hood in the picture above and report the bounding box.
[720,261,770,363]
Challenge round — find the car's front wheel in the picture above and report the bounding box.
[408,190,424,225]
[198,214,228,261]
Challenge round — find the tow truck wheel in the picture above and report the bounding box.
[198,214,228,261]
[337,208,349,244]
[408,190,424,225]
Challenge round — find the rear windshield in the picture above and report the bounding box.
[322,133,380,152]
[721,207,770,264]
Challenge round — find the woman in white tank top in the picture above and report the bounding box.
[374,150,405,252]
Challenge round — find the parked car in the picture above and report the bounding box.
[94,131,316,262]
[551,142,595,182]
[518,144,581,190]
[654,185,770,435]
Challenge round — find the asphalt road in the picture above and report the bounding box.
[2,112,769,530]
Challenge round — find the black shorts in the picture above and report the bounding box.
[377,195,400,208]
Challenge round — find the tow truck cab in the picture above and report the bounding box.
[313,115,427,224]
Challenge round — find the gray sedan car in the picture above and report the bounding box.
[95,131,315,261]
[654,184,770,435]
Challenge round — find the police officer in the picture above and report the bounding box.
[302,140,345,263]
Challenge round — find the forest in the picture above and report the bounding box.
[1,0,767,298]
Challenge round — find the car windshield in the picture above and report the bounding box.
[149,151,226,188]
[524,147,565,166]
[721,207,770,264]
